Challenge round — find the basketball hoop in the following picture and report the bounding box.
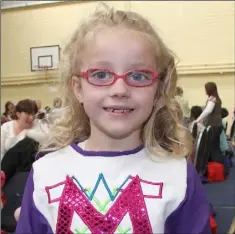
[33,65,51,79]
[33,65,50,71]
[38,66,50,71]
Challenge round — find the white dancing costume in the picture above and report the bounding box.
[16,143,211,234]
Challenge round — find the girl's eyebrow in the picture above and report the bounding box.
[126,63,155,69]
[88,61,154,70]
[87,61,113,68]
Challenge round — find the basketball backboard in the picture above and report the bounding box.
[30,45,60,71]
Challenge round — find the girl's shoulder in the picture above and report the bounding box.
[33,145,78,172]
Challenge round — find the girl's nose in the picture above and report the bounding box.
[108,78,131,99]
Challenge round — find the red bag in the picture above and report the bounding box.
[1,171,6,207]
[1,171,7,234]
[207,162,225,182]
[210,215,217,234]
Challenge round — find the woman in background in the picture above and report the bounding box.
[1,100,50,233]
[1,99,38,160]
[195,82,222,127]
[195,82,223,163]
[1,101,15,125]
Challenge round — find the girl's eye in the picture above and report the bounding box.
[128,71,151,82]
[91,71,111,79]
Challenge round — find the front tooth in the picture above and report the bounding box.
[114,109,123,113]
[106,108,131,113]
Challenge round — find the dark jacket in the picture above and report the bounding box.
[1,137,38,233]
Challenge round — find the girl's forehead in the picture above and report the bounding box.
[80,27,156,70]
[86,26,154,47]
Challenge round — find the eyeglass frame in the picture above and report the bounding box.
[75,68,159,87]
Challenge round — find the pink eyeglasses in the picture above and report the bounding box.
[79,68,159,87]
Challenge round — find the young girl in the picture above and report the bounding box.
[16,6,211,234]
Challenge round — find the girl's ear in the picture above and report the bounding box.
[72,75,83,103]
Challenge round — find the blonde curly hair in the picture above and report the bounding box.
[40,5,193,158]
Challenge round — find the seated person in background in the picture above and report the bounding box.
[1,137,40,233]
[1,101,15,125]
[189,106,204,135]
[1,116,49,233]
[220,108,229,154]
[1,99,38,160]
[45,106,51,113]
[221,108,229,119]
[44,106,51,120]
[221,108,228,133]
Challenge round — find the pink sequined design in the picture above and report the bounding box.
[46,176,156,234]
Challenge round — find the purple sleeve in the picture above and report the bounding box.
[15,169,53,234]
[164,162,211,234]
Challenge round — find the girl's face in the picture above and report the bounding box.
[72,27,158,141]
[16,112,35,129]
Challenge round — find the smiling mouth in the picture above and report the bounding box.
[103,108,134,113]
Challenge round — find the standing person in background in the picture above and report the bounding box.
[195,82,223,163]
[1,101,15,125]
[195,82,222,127]
[35,100,46,117]
[51,98,62,113]
[44,106,51,120]
[35,100,42,112]
[174,86,190,125]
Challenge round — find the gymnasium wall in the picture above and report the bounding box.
[1,1,234,128]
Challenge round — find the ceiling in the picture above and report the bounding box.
[1,1,64,10]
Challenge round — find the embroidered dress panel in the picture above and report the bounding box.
[32,145,187,233]
[47,175,153,233]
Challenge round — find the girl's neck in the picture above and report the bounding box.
[85,129,142,152]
